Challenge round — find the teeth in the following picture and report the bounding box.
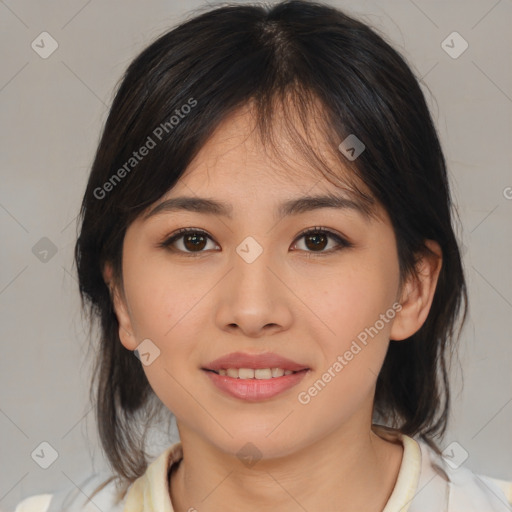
[255,368,272,379]
[215,367,296,379]
[272,368,284,377]
[239,368,254,379]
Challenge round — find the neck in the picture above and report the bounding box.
[169,424,403,512]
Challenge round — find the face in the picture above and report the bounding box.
[107,103,435,461]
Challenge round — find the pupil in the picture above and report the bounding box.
[185,234,206,251]
[306,233,326,251]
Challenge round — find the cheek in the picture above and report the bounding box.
[305,246,400,383]
[316,266,398,342]
[122,243,201,340]
[296,274,396,419]
[121,247,210,405]
[121,253,205,414]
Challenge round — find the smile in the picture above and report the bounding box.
[203,368,309,401]
[208,367,297,379]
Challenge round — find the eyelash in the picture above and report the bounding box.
[158,226,353,257]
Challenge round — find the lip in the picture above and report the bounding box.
[203,351,309,372]
[203,368,310,401]
[202,351,310,402]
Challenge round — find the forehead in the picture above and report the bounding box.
[178,101,366,196]
[142,98,386,226]
[186,106,308,184]
[141,100,384,224]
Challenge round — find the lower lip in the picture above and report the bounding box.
[203,369,309,401]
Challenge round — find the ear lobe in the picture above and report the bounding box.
[102,262,137,351]
[390,240,442,341]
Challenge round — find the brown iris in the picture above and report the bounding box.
[183,232,208,252]
[304,232,328,251]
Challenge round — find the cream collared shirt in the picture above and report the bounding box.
[14,426,512,511]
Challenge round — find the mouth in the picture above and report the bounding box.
[203,367,307,379]
[202,366,310,401]
[201,351,310,400]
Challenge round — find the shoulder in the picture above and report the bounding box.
[14,494,52,512]
[13,473,127,512]
[14,443,182,512]
[412,437,512,511]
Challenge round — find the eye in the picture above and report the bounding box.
[291,226,353,255]
[158,227,217,256]
[158,226,353,256]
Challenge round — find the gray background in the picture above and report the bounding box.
[1,0,511,510]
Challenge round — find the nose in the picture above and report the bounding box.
[214,242,293,338]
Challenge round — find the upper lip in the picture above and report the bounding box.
[203,351,309,372]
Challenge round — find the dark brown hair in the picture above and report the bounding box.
[74,0,468,504]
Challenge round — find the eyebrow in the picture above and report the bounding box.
[144,193,375,221]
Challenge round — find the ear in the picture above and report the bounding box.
[102,262,137,351]
[390,240,442,341]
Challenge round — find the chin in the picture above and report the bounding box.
[214,428,307,461]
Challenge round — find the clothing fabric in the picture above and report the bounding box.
[13,425,512,512]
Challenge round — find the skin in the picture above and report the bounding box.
[104,102,442,512]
